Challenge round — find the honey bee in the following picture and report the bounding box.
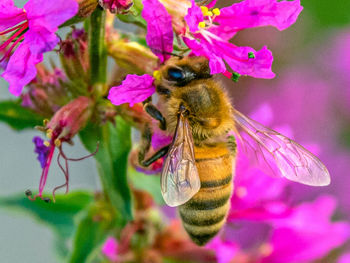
[138,56,330,246]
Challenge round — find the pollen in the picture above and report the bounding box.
[248,52,255,59]
[153,70,161,81]
[200,6,209,15]
[46,129,53,139]
[198,21,206,28]
[44,141,50,147]
[212,8,221,16]
[54,139,61,147]
[43,119,49,126]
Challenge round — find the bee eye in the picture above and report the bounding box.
[168,68,185,81]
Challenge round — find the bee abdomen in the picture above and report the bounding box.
[179,177,232,246]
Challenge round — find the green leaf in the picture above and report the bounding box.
[0,191,93,259]
[0,191,93,238]
[117,0,146,29]
[129,168,164,205]
[302,0,350,27]
[0,100,43,130]
[79,116,133,223]
[69,208,114,263]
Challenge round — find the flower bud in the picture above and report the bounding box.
[99,0,133,14]
[77,0,98,17]
[47,96,93,143]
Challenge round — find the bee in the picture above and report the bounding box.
[138,56,330,246]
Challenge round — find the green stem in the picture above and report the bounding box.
[89,7,107,89]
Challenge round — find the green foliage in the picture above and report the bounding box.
[79,116,133,224]
[68,207,114,263]
[117,0,147,29]
[129,168,164,205]
[0,100,43,130]
[302,0,350,27]
[0,191,93,258]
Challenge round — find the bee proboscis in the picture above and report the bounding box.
[139,56,330,246]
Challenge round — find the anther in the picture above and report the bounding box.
[198,21,206,28]
[54,139,61,147]
[43,197,51,203]
[231,72,241,82]
[212,8,220,16]
[46,129,53,139]
[43,119,49,126]
[153,70,161,81]
[248,52,255,59]
[44,141,51,147]
[25,189,32,196]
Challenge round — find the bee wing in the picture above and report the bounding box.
[161,113,201,207]
[233,109,330,186]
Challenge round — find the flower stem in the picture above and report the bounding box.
[89,7,107,94]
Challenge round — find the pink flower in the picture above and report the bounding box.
[108,74,155,107]
[0,0,78,96]
[206,237,239,263]
[182,0,302,77]
[102,237,119,262]
[142,0,173,63]
[262,196,350,263]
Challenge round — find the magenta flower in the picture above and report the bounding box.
[108,74,155,107]
[182,0,302,77]
[102,237,119,262]
[205,237,239,263]
[0,0,78,96]
[142,0,174,63]
[262,196,350,263]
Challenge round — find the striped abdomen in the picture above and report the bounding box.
[178,144,235,246]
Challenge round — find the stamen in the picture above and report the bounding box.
[248,52,255,59]
[59,142,99,161]
[0,22,27,35]
[46,129,53,139]
[212,8,220,16]
[25,189,32,196]
[44,141,50,147]
[153,70,161,81]
[0,35,24,62]
[54,138,61,147]
[198,21,206,28]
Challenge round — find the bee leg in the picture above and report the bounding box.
[144,103,167,130]
[141,144,170,167]
[138,124,152,165]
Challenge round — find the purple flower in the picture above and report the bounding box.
[108,74,155,107]
[33,136,50,169]
[0,0,78,96]
[142,0,173,63]
[182,0,302,77]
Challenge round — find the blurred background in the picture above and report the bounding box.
[1,0,350,262]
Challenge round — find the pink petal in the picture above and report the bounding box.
[108,74,155,107]
[206,237,239,263]
[209,40,275,78]
[338,253,350,263]
[142,0,173,63]
[0,0,27,32]
[151,130,172,150]
[262,196,350,263]
[1,42,42,96]
[24,27,59,55]
[206,0,217,9]
[184,0,203,33]
[25,0,78,32]
[215,0,303,31]
[102,237,119,262]
[183,37,225,74]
